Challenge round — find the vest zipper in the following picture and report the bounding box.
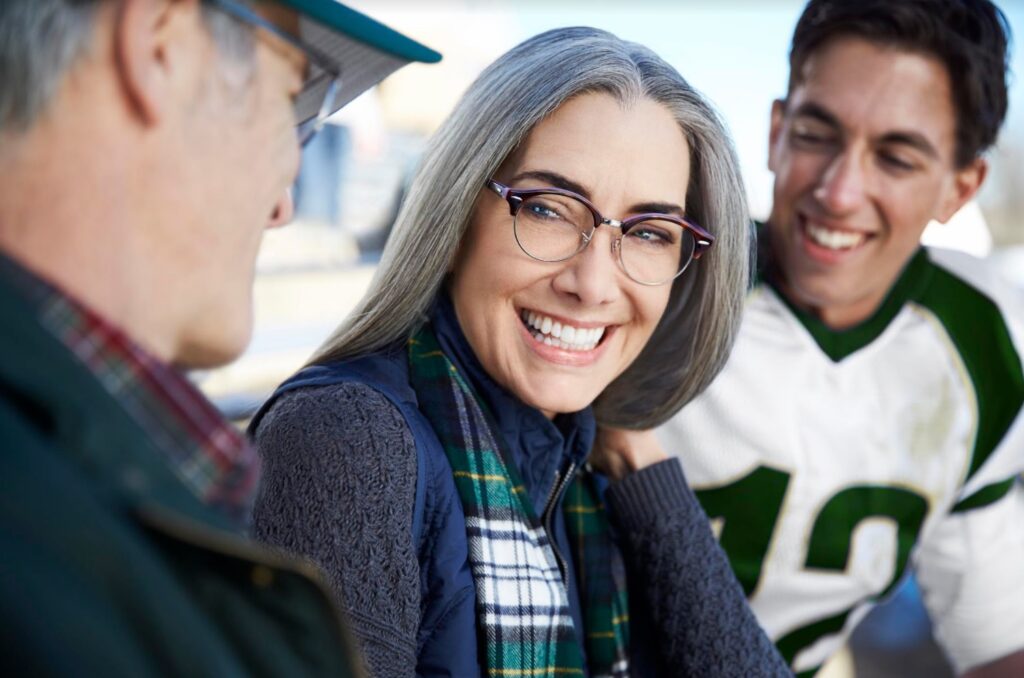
[541,460,577,585]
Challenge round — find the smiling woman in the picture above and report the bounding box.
[248,27,788,678]
[449,94,689,419]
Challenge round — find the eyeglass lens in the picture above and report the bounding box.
[513,193,697,285]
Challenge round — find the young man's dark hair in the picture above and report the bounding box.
[788,0,1012,167]
[649,0,1024,676]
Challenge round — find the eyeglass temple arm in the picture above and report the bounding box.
[206,0,341,77]
[308,78,342,136]
[485,180,523,216]
[692,232,714,259]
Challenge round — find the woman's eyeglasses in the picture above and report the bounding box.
[485,179,714,286]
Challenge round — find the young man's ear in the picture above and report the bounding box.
[767,98,786,173]
[936,157,987,224]
[113,0,203,125]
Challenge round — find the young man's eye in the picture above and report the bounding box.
[790,129,835,149]
[878,151,917,173]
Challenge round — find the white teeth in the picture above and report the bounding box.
[520,310,607,352]
[806,222,866,250]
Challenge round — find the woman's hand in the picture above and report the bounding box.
[591,427,670,481]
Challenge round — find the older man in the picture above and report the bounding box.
[0,0,437,674]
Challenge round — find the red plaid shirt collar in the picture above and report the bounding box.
[1,254,258,527]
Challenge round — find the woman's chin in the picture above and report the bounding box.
[518,386,598,419]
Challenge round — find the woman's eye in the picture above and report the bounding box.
[527,203,563,220]
[627,226,673,246]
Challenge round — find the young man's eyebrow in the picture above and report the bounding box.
[791,101,939,158]
[878,131,939,159]
[789,102,842,129]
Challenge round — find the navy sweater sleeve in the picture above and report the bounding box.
[605,459,793,677]
[251,383,420,678]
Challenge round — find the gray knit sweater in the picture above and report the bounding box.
[252,382,791,677]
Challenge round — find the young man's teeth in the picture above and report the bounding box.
[521,310,605,351]
[806,223,865,250]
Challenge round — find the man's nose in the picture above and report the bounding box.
[813,151,868,215]
[267,187,295,229]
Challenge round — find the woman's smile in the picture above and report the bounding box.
[449,92,689,415]
[517,307,615,367]
[520,309,609,352]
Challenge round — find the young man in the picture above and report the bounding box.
[0,0,438,674]
[656,0,1024,675]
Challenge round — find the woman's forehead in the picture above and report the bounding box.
[507,93,691,209]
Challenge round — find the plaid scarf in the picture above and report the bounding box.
[0,254,257,527]
[408,324,629,677]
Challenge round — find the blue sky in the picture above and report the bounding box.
[514,1,1024,217]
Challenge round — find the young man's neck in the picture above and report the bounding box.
[761,224,889,331]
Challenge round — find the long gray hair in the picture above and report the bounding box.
[313,27,751,429]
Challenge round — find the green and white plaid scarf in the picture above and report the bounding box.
[408,325,629,677]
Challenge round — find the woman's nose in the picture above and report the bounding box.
[551,227,624,305]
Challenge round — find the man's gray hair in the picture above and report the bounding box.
[313,26,753,429]
[0,0,254,134]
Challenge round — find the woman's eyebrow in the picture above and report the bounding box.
[510,169,685,216]
[509,170,592,199]
[630,202,685,217]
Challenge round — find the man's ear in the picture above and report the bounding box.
[113,0,202,125]
[767,99,786,173]
[936,157,987,224]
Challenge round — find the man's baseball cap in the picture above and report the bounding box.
[272,0,441,123]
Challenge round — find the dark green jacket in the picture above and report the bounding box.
[0,272,363,677]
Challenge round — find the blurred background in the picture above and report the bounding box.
[195,2,1024,676]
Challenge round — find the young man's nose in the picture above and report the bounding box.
[813,151,869,214]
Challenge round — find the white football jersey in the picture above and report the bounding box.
[659,247,1024,676]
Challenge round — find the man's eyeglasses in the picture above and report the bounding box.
[486,179,714,286]
[206,0,342,147]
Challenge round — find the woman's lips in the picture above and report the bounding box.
[520,309,606,351]
[517,308,614,366]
